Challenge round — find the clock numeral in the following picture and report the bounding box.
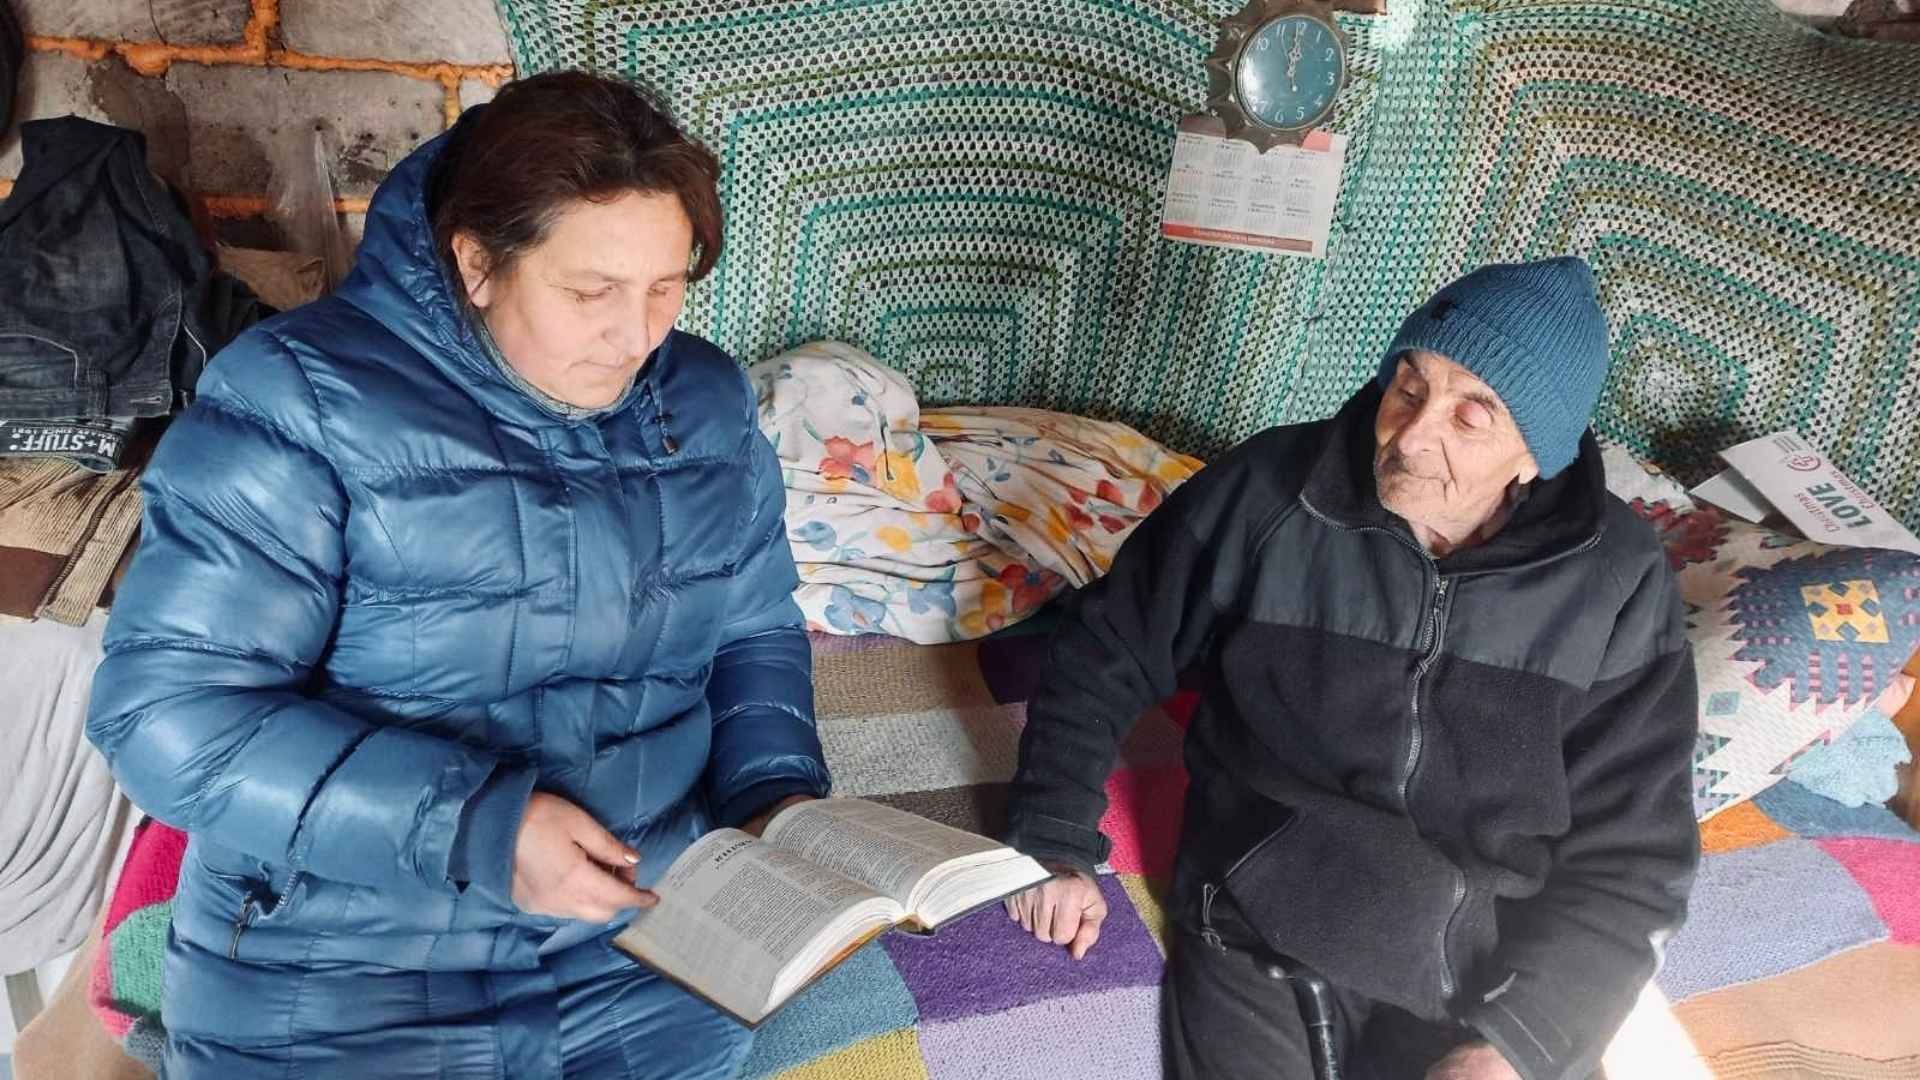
[1324,47,1336,60]
[1257,35,1271,51]
[1326,70,1336,85]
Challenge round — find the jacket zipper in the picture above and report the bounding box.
[1203,814,1299,951]
[1437,864,1467,999]
[1400,575,1448,811]
[1200,884,1224,951]
[1407,573,1461,999]
[225,869,303,960]
[1297,499,1444,815]
[228,895,257,960]
[1408,534,1604,1000]
[1294,495,1608,1004]
[1299,497,1470,999]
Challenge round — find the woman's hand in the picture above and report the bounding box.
[741,794,816,838]
[510,792,658,922]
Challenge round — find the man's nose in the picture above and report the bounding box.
[1395,398,1450,457]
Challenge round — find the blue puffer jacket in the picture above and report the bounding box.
[86,130,831,973]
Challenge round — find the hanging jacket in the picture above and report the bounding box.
[0,119,253,418]
[0,118,267,469]
[86,121,831,974]
[1005,383,1698,1080]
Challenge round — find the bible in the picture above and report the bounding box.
[612,797,1050,1026]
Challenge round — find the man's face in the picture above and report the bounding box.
[1373,351,1540,538]
[455,190,693,409]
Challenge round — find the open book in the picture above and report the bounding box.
[613,797,1050,1026]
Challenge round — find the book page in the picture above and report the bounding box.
[908,850,1052,930]
[762,798,1002,908]
[613,829,895,1023]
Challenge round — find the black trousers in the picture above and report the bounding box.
[1162,895,1472,1080]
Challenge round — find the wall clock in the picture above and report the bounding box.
[1205,0,1350,151]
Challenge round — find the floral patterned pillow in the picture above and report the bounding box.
[753,342,1202,644]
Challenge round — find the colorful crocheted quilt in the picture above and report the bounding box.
[90,622,1920,1076]
[491,0,1920,529]
[1631,501,1920,819]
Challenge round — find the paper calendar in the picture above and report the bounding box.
[1159,116,1347,259]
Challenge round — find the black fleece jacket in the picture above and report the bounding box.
[1004,385,1699,1080]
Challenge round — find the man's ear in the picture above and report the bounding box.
[1515,450,1541,486]
[450,231,496,309]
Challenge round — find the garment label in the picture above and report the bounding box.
[1159,115,1347,259]
[0,419,130,472]
[1717,432,1920,555]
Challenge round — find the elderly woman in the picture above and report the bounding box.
[86,72,828,1079]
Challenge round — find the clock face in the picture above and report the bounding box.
[1234,14,1344,131]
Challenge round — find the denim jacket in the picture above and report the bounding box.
[0,118,259,432]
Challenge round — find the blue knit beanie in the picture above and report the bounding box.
[1376,257,1612,479]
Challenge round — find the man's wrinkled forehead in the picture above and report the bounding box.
[1396,350,1511,419]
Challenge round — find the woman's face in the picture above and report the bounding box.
[453,190,694,409]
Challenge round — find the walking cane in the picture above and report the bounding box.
[1259,955,1344,1080]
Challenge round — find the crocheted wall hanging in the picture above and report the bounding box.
[492,0,1920,527]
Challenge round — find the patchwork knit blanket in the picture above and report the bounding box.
[87,817,182,1072]
[91,624,1920,1077]
[742,630,1920,1079]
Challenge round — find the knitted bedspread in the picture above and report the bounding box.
[92,624,1920,1077]
[490,0,1920,529]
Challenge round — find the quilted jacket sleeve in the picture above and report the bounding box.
[701,394,831,828]
[87,330,525,897]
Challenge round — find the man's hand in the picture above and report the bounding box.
[1004,865,1107,959]
[741,794,816,838]
[510,792,658,922]
[1424,1041,1522,1080]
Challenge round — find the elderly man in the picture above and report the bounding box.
[1003,258,1698,1080]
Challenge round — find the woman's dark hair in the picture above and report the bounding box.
[430,71,723,296]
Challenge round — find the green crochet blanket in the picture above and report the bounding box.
[492,0,1920,526]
